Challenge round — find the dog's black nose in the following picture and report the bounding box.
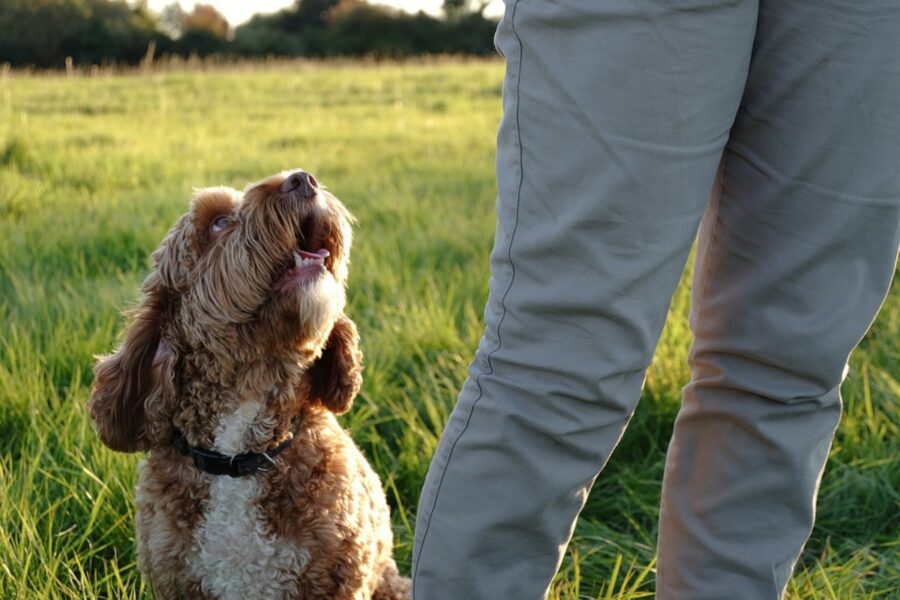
[280,171,318,197]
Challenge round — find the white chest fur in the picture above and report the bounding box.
[188,400,309,599]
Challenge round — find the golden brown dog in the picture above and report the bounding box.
[88,171,410,599]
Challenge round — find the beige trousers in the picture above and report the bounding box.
[413,0,900,598]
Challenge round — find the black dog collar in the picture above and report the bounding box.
[173,430,294,478]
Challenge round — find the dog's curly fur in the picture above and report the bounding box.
[87,171,410,599]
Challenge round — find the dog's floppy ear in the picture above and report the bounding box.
[305,315,363,415]
[87,272,178,453]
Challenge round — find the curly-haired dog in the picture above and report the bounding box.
[87,171,410,599]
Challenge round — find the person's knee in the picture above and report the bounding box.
[689,340,847,408]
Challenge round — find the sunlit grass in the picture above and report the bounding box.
[1,60,897,598]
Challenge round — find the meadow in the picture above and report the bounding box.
[0,60,897,599]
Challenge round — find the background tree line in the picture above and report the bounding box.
[0,0,499,68]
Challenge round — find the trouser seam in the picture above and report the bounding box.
[411,1,525,594]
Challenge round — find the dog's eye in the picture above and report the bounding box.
[210,215,230,234]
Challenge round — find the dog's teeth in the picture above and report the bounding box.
[293,251,302,268]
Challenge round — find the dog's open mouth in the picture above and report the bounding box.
[274,248,330,290]
[273,216,331,290]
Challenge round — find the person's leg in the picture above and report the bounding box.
[657,1,900,597]
[412,1,758,597]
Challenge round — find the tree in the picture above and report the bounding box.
[182,3,229,39]
[0,0,500,67]
[165,3,230,56]
[295,0,343,27]
[0,0,161,67]
[157,2,185,39]
[442,0,489,19]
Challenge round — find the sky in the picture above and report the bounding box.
[146,1,504,26]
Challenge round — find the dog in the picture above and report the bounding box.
[87,170,410,599]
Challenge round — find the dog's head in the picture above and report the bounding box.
[87,171,362,452]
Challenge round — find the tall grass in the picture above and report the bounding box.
[1,60,897,598]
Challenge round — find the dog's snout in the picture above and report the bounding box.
[280,171,318,197]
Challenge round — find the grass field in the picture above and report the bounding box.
[0,60,897,599]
